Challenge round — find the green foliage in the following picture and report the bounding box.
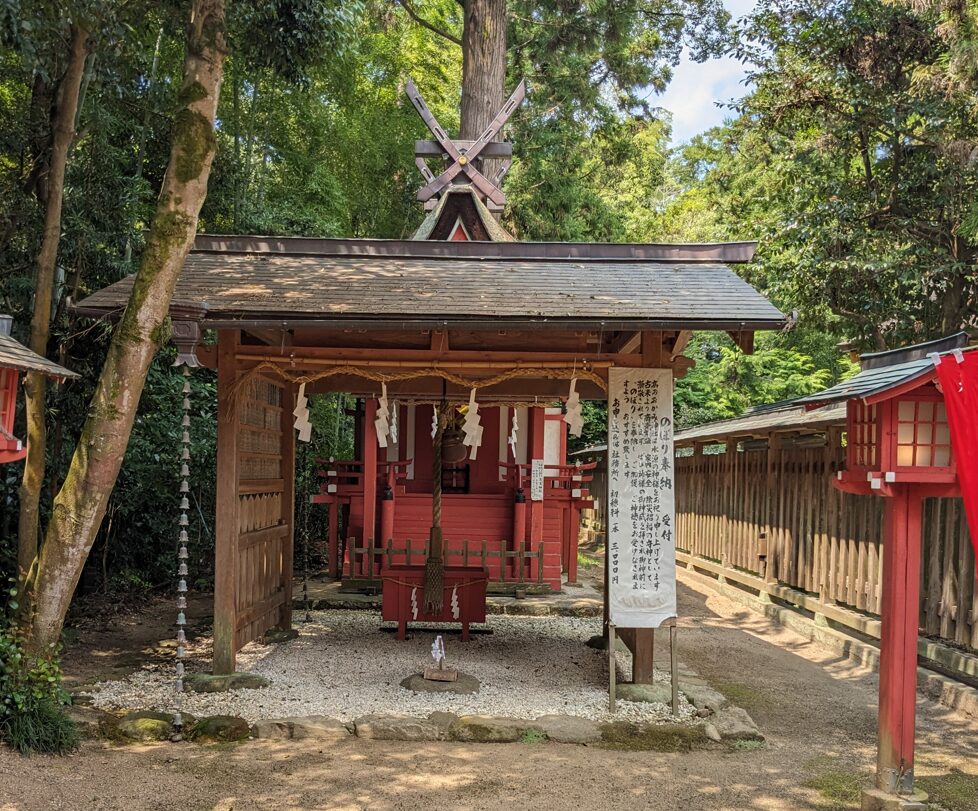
[660,0,978,350]
[674,331,857,428]
[0,595,78,754]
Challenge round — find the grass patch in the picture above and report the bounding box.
[803,756,866,810]
[2,698,80,755]
[918,769,978,811]
[732,738,766,751]
[712,680,761,709]
[599,721,708,752]
[519,728,547,744]
[577,551,601,569]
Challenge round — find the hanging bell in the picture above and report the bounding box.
[182,414,190,427]
[177,595,187,609]
[183,379,191,393]
[179,512,188,526]
[181,447,190,460]
[180,463,190,477]
[182,430,190,444]
[178,544,188,558]
[179,530,188,543]
[177,611,186,626]
[441,426,468,465]
[178,579,187,593]
[183,397,190,409]
[175,662,184,676]
[180,496,189,510]
[178,563,188,576]
[175,679,183,693]
[177,629,186,643]
[176,645,185,658]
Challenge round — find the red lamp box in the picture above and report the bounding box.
[381,564,488,641]
[0,315,78,464]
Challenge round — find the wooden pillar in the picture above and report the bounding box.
[327,499,339,578]
[567,502,581,585]
[213,329,240,675]
[381,468,396,546]
[362,398,379,576]
[512,490,526,580]
[278,381,296,630]
[876,486,924,796]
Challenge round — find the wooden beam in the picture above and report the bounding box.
[214,329,241,675]
[611,331,641,354]
[727,330,755,354]
[641,331,665,368]
[235,345,644,367]
[669,330,693,360]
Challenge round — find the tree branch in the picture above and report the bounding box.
[396,0,462,46]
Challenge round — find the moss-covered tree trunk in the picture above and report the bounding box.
[21,0,227,654]
[18,24,90,585]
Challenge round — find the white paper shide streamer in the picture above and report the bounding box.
[564,377,584,438]
[461,388,483,459]
[508,409,519,458]
[293,382,312,442]
[375,382,390,448]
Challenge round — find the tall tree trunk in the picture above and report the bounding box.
[460,0,506,183]
[459,0,507,139]
[18,25,90,586]
[21,0,227,654]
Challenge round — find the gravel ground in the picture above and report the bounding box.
[89,610,694,724]
[6,576,977,811]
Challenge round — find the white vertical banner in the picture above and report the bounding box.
[607,367,676,628]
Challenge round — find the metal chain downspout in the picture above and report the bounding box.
[173,365,192,739]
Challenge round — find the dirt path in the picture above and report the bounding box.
[3,576,977,811]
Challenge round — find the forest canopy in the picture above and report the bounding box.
[0,0,973,594]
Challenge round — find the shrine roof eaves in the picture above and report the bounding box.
[0,333,78,378]
[73,249,784,331]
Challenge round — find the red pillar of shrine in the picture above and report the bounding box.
[876,486,924,797]
[362,399,379,576]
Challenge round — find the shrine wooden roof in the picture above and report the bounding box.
[673,401,846,446]
[795,333,974,406]
[73,235,784,331]
[0,333,78,378]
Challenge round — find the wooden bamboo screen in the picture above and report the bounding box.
[234,376,293,649]
[675,443,977,652]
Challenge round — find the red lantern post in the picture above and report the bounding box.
[799,333,973,810]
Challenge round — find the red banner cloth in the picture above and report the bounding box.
[935,351,978,572]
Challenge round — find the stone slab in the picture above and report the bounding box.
[450,715,543,743]
[354,714,448,741]
[680,683,729,713]
[184,672,270,693]
[617,683,673,705]
[861,788,928,811]
[289,716,351,740]
[401,672,480,694]
[711,706,764,742]
[189,715,251,743]
[535,714,601,744]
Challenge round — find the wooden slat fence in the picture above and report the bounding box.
[675,442,977,652]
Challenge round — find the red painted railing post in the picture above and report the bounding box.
[876,485,923,796]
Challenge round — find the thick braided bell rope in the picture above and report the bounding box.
[424,403,446,613]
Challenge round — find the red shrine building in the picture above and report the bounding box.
[75,81,785,671]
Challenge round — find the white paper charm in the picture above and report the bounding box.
[564,377,584,438]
